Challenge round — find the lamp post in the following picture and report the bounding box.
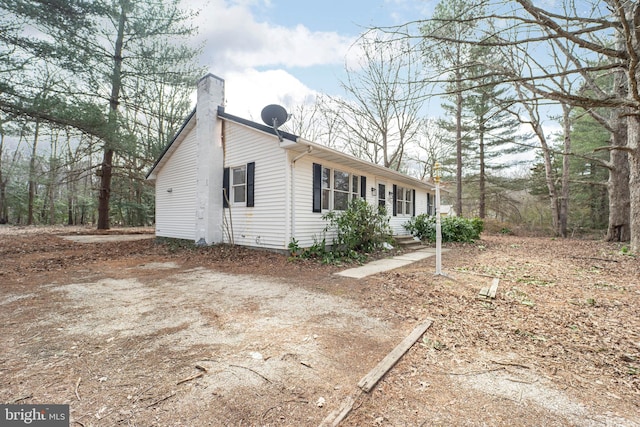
[434,162,442,275]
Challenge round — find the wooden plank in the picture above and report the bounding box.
[478,287,489,298]
[318,393,358,427]
[487,278,499,298]
[357,319,433,393]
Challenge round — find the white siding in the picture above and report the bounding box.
[153,115,434,249]
[155,129,198,240]
[223,122,289,250]
[290,156,325,248]
[291,157,433,247]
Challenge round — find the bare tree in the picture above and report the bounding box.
[282,95,346,149]
[329,32,427,170]
[409,118,454,181]
[500,0,638,249]
[377,0,640,250]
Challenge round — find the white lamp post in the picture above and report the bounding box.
[434,162,442,276]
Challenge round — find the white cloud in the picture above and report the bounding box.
[187,0,355,121]
[223,68,319,120]
[195,0,355,71]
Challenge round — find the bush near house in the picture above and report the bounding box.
[323,198,393,258]
[290,198,393,264]
[404,214,483,243]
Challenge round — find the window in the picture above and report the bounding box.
[223,162,254,207]
[314,164,362,211]
[333,169,350,210]
[378,184,386,207]
[232,166,246,203]
[322,167,331,210]
[395,187,414,216]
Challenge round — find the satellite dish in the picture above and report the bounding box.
[261,104,288,128]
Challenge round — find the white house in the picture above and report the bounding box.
[146,74,436,251]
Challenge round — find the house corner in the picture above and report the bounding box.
[195,73,225,245]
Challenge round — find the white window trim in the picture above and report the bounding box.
[321,166,361,211]
[230,165,246,205]
[396,186,412,216]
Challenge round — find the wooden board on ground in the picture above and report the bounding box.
[318,393,358,427]
[479,277,499,299]
[357,318,433,393]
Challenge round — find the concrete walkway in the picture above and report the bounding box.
[336,247,449,279]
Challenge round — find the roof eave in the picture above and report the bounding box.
[145,108,197,180]
[284,138,435,191]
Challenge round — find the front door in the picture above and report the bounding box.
[377,182,387,213]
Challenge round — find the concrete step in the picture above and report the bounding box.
[394,235,423,251]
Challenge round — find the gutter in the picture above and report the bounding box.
[289,145,313,245]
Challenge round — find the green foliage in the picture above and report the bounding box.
[619,245,636,257]
[0,0,204,228]
[404,214,483,243]
[295,236,342,265]
[291,199,392,264]
[322,198,392,256]
[287,238,301,256]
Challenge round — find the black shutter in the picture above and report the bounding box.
[312,163,322,213]
[392,184,397,216]
[223,167,230,208]
[246,162,255,207]
[412,189,416,216]
[360,176,367,199]
[427,193,431,215]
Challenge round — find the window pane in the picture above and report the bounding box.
[322,168,331,189]
[322,189,330,210]
[378,184,385,199]
[406,201,412,214]
[234,185,245,203]
[397,200,403,215]
[233,167,246,184]
[334,191,349,210]
[406,189,412,201]
[334,170,349,191]
[352,175,359,193]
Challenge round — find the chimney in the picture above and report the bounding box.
[195,74,225,245]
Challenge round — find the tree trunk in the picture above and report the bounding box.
[559,104,571,238]
[0,159,5,223]
[97,0,127,230]
[606,123,630,242]
[27,120,40,225]
[48,136,57,225]
[455,72,463,217]
[479,127,485,219]
[97,148,114,230]
[0,129,5,223]
[627,114,640,253]
[536,119,560,235]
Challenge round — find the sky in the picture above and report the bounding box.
[191,0,435,121]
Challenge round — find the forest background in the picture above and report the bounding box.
[1,0,638,252]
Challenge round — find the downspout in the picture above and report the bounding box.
[290,146,313,244]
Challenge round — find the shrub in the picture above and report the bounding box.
[319,198,393,262]
[404,214,483,243]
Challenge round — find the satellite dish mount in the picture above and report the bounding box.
[261,104,289,142]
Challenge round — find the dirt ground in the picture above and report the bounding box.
[0,225,639,426]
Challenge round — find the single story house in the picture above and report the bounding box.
[146,73,436,251]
